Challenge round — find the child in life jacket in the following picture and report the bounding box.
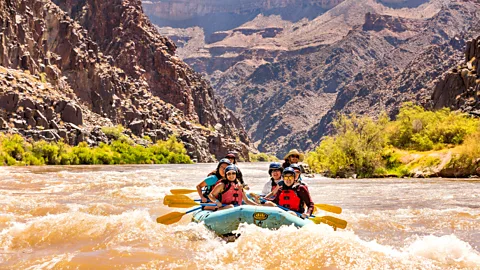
[196,158,231,203]
[263,167,314,219]
[208,165,258,210]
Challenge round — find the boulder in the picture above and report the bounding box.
[61,103,83,125]
[0,92,19,112]
[129,120,144,135]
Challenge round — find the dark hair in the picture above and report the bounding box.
[282,158,291,170]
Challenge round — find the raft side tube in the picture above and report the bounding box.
[192,205,312,235]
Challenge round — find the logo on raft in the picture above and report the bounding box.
[253,212,268,220]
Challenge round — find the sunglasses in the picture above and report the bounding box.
[283,175,295,181]
[290,155,299,158]
[226,172,236,176]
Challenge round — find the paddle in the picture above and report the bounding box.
[276,205,348,230]
[156,206,202,225]
[314,204,342,214]
[248,193,342,214]
[170,189,197,195]
[163,194,205,208]
[157,202,227,225]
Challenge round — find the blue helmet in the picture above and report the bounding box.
[290,164,302,173]
[268,162,282,176]
[225,164,238,174]
[282,167,295,176]
[218,158,231,166]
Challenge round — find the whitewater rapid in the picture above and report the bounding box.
[0,163,479,269]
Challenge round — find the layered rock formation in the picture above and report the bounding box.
[146,0,480,157]
[143,0,344,21]
[144,0,345,37]
[0,0,250,162]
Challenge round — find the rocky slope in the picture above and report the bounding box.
[146,0,480,157]
[305,1,480,149]
[431,33,480,115]
[0,0,250,162]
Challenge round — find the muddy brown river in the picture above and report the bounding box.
[1,163,479,269]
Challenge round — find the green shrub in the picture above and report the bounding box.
[387,103,479,151]
[101,125,125,140]
[249,152,278,162]
[307,103,480,178]
[0,134,192,166]
[306,113,389,177]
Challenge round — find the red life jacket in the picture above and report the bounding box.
[218,180,243,205]
[278,187,302,212]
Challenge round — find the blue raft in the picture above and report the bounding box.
[191,205,313,235]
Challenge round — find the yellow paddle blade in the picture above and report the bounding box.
[311,216,348,229]
[168,201,200,208]
[314,204,342,214]
[170,189,197,195]
[164,194,199,208]
[156,212,186,225]
[163,194,179,205]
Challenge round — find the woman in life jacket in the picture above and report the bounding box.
[260,162,283,196]
[224,151,248,190]
[263,167,314,219]
[208,165,258,210]
[196,158,231,203]
[206,152,249,190]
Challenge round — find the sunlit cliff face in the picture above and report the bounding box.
[142,0,345,21]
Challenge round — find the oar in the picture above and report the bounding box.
[157,202,226,225]
[156,206,202,225]
[311,216,347,229]
[276,205,347,229]
[163,194,206,208]
[249,192,342,214]
[314,204,342,214]
[170,189,197,195]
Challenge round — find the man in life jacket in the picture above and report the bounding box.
[289,164,305,185]
[208,165,258,210]
[263,167,314,219]
[196,158,231,204]
[261,162,283,196]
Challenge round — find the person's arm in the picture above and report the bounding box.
[196,180,207,202]
[268,185,282,199]
[298,186,314,218]
[208,183,224,208]
[242,189,258,206]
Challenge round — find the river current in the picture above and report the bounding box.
[0,163,479,269]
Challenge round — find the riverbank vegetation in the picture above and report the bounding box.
[249,152,279,162]
[306,103,480,178]
[0,134,192,165]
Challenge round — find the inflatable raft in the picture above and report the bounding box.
[191,205,313,235]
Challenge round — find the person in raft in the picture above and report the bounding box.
[196,158,231,203]
[282,149,305,171]
[263,167,314,219]
[289,163,305,185]
[261,162,283,196]
[208,165,258,210]
[224,151,249,190]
